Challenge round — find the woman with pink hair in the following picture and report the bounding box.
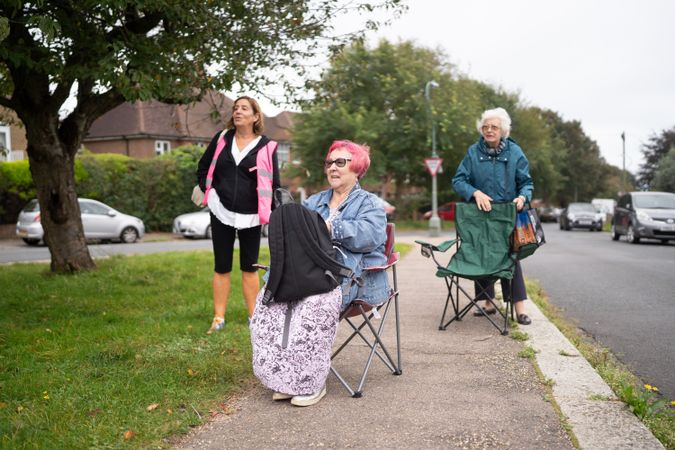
[270,139,390,407]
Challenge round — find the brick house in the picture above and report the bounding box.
[83,92,296,164]
[0,108,28,162]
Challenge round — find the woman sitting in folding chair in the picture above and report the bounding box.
[452,107,534,325]
[269,140,390,407]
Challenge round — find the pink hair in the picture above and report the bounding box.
[325,140,371,178]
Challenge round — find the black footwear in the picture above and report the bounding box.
[473,307,497,316]
[517,314,532,325]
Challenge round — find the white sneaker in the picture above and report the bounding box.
[272,391,293,401]
[290,387,326,407]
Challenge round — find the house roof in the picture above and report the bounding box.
[85,92,296,143]
[86,91,233,141]
[264,111,296,142]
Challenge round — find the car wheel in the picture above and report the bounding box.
[22,238,40,246]
[660,239,670,245]
[205,225,212,240]
[611,224,620,241]
[626,225,640,244]
[120,226,139,243]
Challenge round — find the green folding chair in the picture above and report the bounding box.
[416,202,517,335]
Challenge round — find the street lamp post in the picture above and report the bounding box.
[425,80,441,236]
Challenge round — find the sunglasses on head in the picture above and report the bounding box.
[324,157,352,168]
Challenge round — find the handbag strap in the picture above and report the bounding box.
[202,130,228,205]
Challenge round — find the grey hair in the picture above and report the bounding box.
[476,107,512,138]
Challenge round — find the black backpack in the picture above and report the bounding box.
[262,203,356,304]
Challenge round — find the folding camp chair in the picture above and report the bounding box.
[416,203,517,335]
[330,223,402,398]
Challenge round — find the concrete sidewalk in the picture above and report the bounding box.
[176,234,663,450]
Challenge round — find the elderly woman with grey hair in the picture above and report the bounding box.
[452,107,534,325]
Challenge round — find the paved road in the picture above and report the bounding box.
[0,236,222,264]
[522,223,675,400]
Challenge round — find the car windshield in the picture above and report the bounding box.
[22,199,40,212]
[569,204,595,213]
[633,194,675,209]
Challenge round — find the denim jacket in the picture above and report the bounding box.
[303,183,390,309]
[452,137,533,203]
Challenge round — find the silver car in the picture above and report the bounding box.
[173,208,212,239]
[16,198,145,245]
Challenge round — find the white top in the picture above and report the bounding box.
[208,135,262,230]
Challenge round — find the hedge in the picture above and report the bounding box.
[0,146,204,231]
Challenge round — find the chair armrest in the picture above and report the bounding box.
[362,252,399,272]
[415,239,457,252]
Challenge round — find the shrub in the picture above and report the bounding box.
[0,146,205,230]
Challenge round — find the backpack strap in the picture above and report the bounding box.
[262,206,285,304]
[291,204,354,281]
[202,130,228,206]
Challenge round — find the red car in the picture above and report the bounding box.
[423,201,456,221]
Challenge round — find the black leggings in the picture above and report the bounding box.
[210,213,261,274]
[474,259,527,303]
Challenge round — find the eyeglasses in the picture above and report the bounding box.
[324,158,352,168]
[481,124,500,132]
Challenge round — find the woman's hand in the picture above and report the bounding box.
[513,195,525,211]
[473,190,493,211]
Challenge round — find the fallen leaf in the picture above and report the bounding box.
[146,403,159,411]
[16,405,24,413]
[187,368,196,377]
[166,408,173,415]
[87,408,102,417]
[123,430,136,440]
[0,402,7,409]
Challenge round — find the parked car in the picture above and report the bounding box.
[173,207,212,239]
[16,198,145,245]
[559,203,603,231]
[538,207,559,223]
[174,189,295,239]
[611,191,675,244]
[423,201,456,221]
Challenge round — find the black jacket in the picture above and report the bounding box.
[197,129,281,214]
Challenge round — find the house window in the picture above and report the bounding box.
[0,124,11,162]
[155,140,171,155]
[277,142,290,165]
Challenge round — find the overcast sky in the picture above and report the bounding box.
[255,0,675,174]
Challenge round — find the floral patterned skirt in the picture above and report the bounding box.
[250,286,342,396]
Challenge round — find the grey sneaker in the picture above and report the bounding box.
[206,317,225,335]
[290,387,326,407]
[272,392,293,401]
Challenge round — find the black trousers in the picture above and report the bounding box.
[474,259,527,303]
[210,213,261,274]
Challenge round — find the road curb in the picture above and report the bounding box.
[526,302,665,449]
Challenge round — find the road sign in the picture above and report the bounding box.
[424,157,443,176]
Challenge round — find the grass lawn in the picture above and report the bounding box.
[0,243,412,449]
[0,250,263,449]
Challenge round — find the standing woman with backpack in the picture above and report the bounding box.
[196,96,280,334]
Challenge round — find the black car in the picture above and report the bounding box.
[538,207,559,223]
[559,203,603,231]
[611,191,675,244]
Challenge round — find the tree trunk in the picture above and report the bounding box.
[27,133,95,273]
